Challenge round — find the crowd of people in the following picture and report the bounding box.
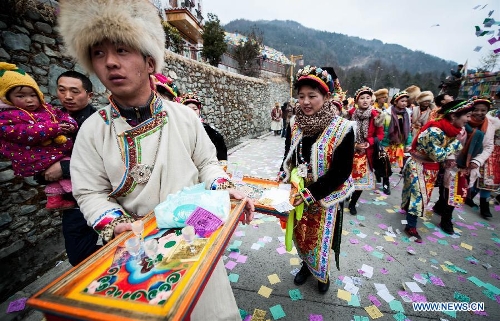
[1,2,500,314]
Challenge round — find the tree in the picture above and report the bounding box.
[477,51,499,72]
[162,21,184,54]
[233,27,263,77]
[201,13,227,66]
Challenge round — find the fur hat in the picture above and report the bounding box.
[374,88,389,99]
[405,85,421,101]
[58,0,165,73]
[416,91,434,103]
[0,62,44,105]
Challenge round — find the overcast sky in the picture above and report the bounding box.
[204,0,500,70]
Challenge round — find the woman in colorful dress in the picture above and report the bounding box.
[278,65,354,293]
[380,91,413,194]
[463,97,499,218]
[347,86,385,214]
[402,100,473,241]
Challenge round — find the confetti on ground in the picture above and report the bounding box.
[365,305,384,319]
[258,285,273,298]
[290,258,300,265]
[337,289,352,301]
[251,309,267,321]
[225,261,237,270]
[7,298,27,313]
[289,288,303,301]
[228,273,239,283]
[268,274,281,284]
[309,314,323,321]
[269,304,286,320]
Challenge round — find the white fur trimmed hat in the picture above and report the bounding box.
[57,0,165,73]
[416,91,434,103]
[405,85,421,101]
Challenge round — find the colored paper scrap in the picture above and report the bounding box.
[258,285,273,298]
[365,305,384,319]
[461,242,473,250]
[267,304,285,319]
[228,273,240,283]
[289,289,303,301]
[393,311,406,321]
[389,300,405,313]
[290,258,300,265]
[368,294,382,307]
[251,309,267,321]
[7,298,27,313]
[353,316,369,321]
[225,261,237,270]
[371,251,384,259]
[309,314,323,321]
[268,274,281,285]
[405,282,423,292]
[337,289,352,301]
[454,291,470,302]
[348,294,361,307]
[237,255,248,263]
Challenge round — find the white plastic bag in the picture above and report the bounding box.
[154,183,230,229]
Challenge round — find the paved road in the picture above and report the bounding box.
[3,133,499,321]
[227,134,500,321]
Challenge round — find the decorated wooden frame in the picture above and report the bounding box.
[27,199,247,321]
[234,176,296,218]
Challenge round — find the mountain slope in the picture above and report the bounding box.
[224,19,455,75]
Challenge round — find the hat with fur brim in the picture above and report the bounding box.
[405,85,421,101]
[57,0,165,74]
[374,88,388,99]
[416,91,434,103]
[438,99,473,115]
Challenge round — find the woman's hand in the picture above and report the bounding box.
[228,189,255,224]
[292,193,304,206]
[113,222,132,238]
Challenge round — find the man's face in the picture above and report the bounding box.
[57,77,92,113]
[90,40,154,105]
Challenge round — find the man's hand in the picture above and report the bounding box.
[114,222,132,238]
[228,189,255,224]
[43,161,63,182]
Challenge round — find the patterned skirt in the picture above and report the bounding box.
[402,158,439,217]
[293,202,340,283]
[478,145,500,191]
[385,144,405,169]
[352,151,375,190]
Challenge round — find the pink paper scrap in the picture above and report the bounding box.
[451,245,460,250]
[386,256,395,262]
[234,231,245,237]
[368,294,382,307]
[309,314,323,321]
[380,268,389,275]
[430,276,445,286]
[225,261,237,270]
[350,238,359,244]
[186,207,223,235]
[276,247,287,254]
[457,276,466,282]
[229,251,240,260]
[427,236,438,243]
[471,233,478,237]
[236,255,248,263]
[7,298,27,313]
[412,293,427,302]
[432,231,445,238]
[490,273,500,280]
[378,223,388,230]
[363,245,374,252]
[375,213,383,219]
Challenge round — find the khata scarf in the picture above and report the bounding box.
[352,106,373,144]
[388,106,410,144]
[295,100,337,137]
[412,106,432,128]
[411,118,462,150]
[456,123,484,168]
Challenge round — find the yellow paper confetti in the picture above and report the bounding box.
[252,309,267,321]
[258,285,273,298]
[337,289,352,301]
[374,231,380,235]
[429,251,437,256]
[444,261,453,265]
[289,247,298,255]
[268,274,281,285]
[418,257,427,263]
[441,264,453,273]
[461,242,473,250]
[290,258,300,266]
[365,305,384,319]
[384,236,395,242]
[386,209,395,213]
[258,198,273,206]
[342,229,349,235]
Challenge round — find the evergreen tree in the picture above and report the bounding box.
[202,13,227,66]
[233,27,263,77]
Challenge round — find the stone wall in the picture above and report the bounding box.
[0,8,288,301]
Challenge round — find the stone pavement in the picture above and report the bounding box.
[3,132,500,321]
[226,133,500,321]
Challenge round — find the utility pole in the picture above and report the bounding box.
[289,54,303,100]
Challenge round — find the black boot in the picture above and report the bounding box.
[318,277,330,293]
[348,190,362,215]
[382,177,391,195]
[294,263,312,285]
[439,205,455,235]
[465,188,479,207]
[480,197,492,218]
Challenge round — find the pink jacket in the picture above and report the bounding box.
[0,102,77,176]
